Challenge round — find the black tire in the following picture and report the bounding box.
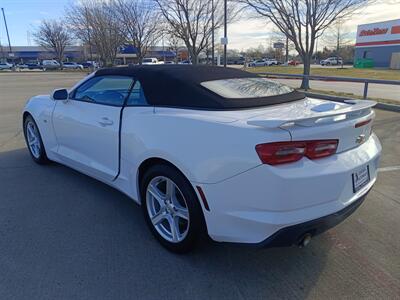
[23,115,50,164]
[140,164,206,253]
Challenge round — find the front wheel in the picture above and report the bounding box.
[141,164,206,253]
[23,115,49,164]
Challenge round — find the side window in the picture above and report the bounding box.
[73,76,133,106]
[126,81,148,106]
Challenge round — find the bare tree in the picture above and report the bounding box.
[166,33,183,63]
[33,20,72,67]
[66,0,125,66]
[241,0,369,89]
[323,18,352,57]
[66,3,95,61]
[155,0,236,64]
[114,0,161,64]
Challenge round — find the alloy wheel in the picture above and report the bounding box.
[146,176,190,243]
[26,121,41,159]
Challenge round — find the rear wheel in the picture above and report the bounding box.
[141,164,206,253]
[23,115,49,164]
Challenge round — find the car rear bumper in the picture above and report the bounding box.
[196,133,381,244]
[257,189,369,247]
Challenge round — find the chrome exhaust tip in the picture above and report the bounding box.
[298,233,312,248]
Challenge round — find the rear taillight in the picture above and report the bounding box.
[255,140,338,165]
[255,142,306,165]
[305,140,338,159]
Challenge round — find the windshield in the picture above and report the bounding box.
[201,77,293,99]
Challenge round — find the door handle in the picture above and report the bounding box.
[98,117,114,127]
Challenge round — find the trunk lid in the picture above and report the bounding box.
[247,98,376,152]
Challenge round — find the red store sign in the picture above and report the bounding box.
[359,28,389,36]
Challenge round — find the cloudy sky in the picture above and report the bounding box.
[228,0,400,50]
[0,0,399,50]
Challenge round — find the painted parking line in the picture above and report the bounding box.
[378,166,400,173]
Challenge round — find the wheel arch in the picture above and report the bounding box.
[136,156,209,236]
[137,157,192,201]
[22,111,32,124]
[22,96,58,161]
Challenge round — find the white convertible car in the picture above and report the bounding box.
[23,65,381,252]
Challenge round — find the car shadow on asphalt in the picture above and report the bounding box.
[0,148,333,300]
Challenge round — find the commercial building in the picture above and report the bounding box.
[354,19,400,68]
[0,45,180,64]
[0,46,83,63]
[118,45,180,64]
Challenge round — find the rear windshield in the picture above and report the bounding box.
[200,78,293,99]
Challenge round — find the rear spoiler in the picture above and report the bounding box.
[247,99,376,128]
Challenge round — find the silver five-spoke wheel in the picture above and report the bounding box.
[146,176,190,243]
[26,121,41,159]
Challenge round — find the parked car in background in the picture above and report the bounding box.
[62,62,84,70]
[142,58,163,65]
[42,60,60,70]
[320,57,343,66]
[0,62,13,70]
[249,59,278,67]
[227,56,245,65]
[288,60,300,66]
[82,61,99,69]
[17,63,29,69]
[249,59,268,67]
[27,62,43,70]
[164,61,176,64]
[265,58,279,66]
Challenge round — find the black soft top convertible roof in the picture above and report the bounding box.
[95,65,305,110]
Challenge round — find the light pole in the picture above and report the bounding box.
[211,0,214,65]
[1,7,14,68]
[223,0,227,67]
[1,8,12,54]
[285,36,289,63]
[162,32,166,63]
[0,42,5,61]
[84,6,93,62]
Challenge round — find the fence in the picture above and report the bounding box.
[255,72,400,100]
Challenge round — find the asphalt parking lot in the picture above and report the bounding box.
[1,72,400,299]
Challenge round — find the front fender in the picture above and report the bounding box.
[23,95,58,158]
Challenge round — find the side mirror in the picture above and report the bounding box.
[52,89,69,100]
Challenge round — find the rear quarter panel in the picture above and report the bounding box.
[119,106,291,201]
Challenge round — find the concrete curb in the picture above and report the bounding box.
[304,92,400,113]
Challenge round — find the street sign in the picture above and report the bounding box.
[8,52,14,57]
[220,37,228,45]
[273,42,285,49]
